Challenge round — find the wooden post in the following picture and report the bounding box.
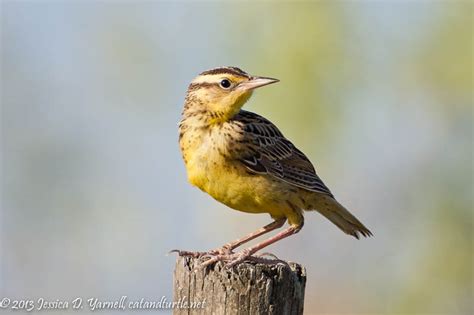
[173,256,306,315]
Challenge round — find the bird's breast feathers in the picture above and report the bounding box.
[180,125,279,213]
[182,126,237,189]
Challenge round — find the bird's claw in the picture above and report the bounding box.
[171,248,284,270]
[207,244,233,256]
[168,246,234,260]
[225,250,251,268]
[197,249,252,269]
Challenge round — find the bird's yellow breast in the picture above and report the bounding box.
[180,126,289,216]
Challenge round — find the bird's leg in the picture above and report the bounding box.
[169,219,286,258]
[226,224,302,267]
[208,218,286,255]
[201,223,302,268]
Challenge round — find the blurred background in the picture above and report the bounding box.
[1,1,472,314]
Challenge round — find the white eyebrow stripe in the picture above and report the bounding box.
[192,74,227,84]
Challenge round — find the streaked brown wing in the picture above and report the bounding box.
[235,110,333,197]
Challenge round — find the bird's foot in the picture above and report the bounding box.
[168,249,208,258]
[198,249,253,269]
[198,250,288,269]
[171,248,285,269]
[169,245,234,258]
[225,249,253,268]
[207,244,234,256]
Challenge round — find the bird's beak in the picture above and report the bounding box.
[237,76,279,91]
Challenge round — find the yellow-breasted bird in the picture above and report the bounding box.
[176,66,372,267]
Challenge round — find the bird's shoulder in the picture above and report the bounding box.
[230,110,333,196]
[232,110,285,137]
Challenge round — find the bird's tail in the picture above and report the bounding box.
[312,194,372,239]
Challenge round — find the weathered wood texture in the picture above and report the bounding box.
[173,256,306,315]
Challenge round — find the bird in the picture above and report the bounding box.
[176,66,372,267]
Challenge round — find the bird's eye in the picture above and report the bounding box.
[220,79,232,89]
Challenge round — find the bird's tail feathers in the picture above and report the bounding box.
[313,196,372,239]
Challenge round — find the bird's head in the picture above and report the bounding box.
[184,67,279,124]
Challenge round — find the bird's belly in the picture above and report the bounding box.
[186,156,285,215]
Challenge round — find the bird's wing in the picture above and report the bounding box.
[234,110,333,196]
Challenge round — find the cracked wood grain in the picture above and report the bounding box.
[173,257,306,315]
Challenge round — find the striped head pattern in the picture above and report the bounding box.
[184,66,279,123]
